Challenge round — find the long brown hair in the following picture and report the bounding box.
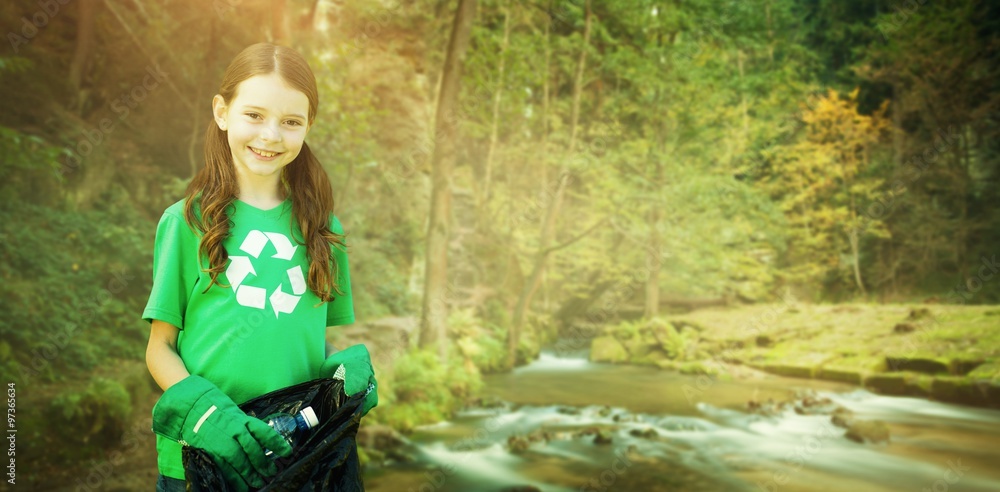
[184,43,346,302]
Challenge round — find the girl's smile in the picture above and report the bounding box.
[248,147,284,160]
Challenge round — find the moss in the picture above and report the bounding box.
[930,376,989,406]
[949,358,985,376]
[864,373,909,396]
[678,361,720,376]
[590,336,629,363]
[816,366,864,385]
[968,362,1000,380]
[757,362,815,379]
[884,356,950,374]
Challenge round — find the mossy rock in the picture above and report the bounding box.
[758,362,815,379]
[971,380,1000,408]
[590,336,629,363]
[864,373,909,396]
[949,358,985,376]
[844,419,890,444]
[884,356,949,375]
[967,362,1000,380]
[905,374,935,397]
[816,366,863,385]
[930,376,990,406]
[622,337,657,360]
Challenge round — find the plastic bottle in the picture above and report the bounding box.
[263,406,319,458]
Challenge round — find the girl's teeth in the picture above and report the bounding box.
[252,148,277,157]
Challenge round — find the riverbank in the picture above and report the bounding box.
[588,303,1000,408]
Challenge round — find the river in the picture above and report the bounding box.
[364,350,1000,492]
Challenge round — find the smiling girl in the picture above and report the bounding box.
[142,43,376,491]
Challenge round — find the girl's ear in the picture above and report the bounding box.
[212,94,228,131]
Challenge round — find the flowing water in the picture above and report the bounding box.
[365,351,1000,492]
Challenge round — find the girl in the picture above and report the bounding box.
[143,43,377,492]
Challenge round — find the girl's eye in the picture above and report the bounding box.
[285,120,303,127]
[245,112,262,120]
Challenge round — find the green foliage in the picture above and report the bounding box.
[448,307,511,373]
[377,346,483,432]
[48,377,133,449]
[51,378,132,443]
[607,317,698,362]
[0,56,32,75]
[0,194,151,384]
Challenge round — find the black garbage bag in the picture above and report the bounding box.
[182,377,365,491]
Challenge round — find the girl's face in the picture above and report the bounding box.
[213,73,311,186]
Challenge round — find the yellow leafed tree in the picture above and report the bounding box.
[772,88,891,295]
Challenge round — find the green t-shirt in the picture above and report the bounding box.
[142,198,355,480]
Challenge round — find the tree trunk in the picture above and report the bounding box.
[507,0,592,367]
[566,0,591,155]
[480,0,510,219]
[540,2,552,314]
[419,0,477,362]
[68,0,97,112]
[644,208,661,318]
[508,172,568,365]
[849,198,867,296]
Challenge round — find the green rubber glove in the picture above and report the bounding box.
[152,375,293,490]
[320,344,379,416]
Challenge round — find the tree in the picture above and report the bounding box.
[420,0,478,361]
[506,0,593,367]
[770,88,891,295]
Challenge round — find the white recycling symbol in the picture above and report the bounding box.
[226,230,306,318]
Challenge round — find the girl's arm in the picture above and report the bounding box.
[146,319,191,391]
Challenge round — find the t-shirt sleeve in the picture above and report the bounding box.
[142,211,199,328]
[326,215,356,326]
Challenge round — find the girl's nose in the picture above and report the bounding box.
[260,121,283,143]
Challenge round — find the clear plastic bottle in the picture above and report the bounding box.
[263,406,319,458]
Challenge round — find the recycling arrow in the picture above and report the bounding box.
[226,256,256,289]
[266,232,298,260]
[269,283,301,317]
[240,230,269,258]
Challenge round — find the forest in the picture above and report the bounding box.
[1,0,999,491]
